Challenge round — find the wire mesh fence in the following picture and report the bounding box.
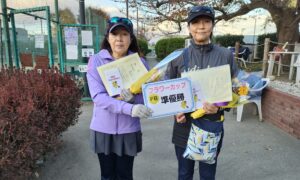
[0,1,107,71]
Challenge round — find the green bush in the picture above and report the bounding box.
[155,39,168,60]
[213,34,244,47]
[137,38,150,57]
[256,33,277,59]
[155,37,185,60]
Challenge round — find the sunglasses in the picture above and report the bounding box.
[189,6,215,16]
[108,17,133,27]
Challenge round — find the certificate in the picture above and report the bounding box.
[103,68,124,96]
[142,78,194,119]
[181,65,232,108]
[97,53,148,96]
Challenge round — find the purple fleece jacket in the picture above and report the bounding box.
[87,49,149,134]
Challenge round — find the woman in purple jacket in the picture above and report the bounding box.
[87,17,152,180]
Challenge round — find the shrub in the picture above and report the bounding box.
[137,38,151,57]
[0,68,82,179]
[213,34,244,47]
[155,38,168,60]
[155,37,185,60]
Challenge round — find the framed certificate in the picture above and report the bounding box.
[142,78,194,119]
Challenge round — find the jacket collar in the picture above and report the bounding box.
[190,39,214,52]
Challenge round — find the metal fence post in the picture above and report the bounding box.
[55,0,64,73]
[1,0,13,68]
[45,6,54,67]
[10,14,20,68]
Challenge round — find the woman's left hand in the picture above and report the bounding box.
[203,102,219,114]
[120,89,134,103]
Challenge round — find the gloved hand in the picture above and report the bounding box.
[120,89,134,102]
[131,104,153,119]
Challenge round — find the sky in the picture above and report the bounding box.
[0,0,125,34]
[1,0,276,41]
[2,0,125,17]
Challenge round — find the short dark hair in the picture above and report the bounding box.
[101,34,142,57]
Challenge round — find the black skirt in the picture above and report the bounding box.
[90,130,142,156]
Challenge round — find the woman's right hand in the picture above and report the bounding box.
[175,113,186,123]
[120,88,134,103]
[131,105,153,119]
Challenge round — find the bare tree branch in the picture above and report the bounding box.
[111,0,299,43]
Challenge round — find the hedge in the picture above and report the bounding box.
[0,68,82,179]
[155,37,185,60]
[137,38,150,57]
[213,34,244,47]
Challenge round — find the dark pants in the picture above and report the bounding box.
[97,153,134,180]
[175,134,223,180]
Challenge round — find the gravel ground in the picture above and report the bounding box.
[269,80,300,97]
